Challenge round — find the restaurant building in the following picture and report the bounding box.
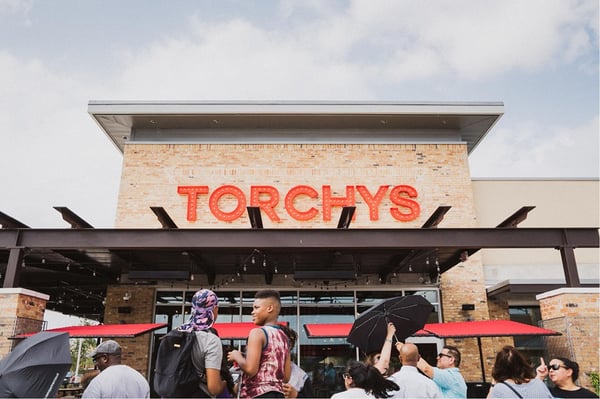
[0,101,598,393]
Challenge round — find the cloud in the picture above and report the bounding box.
[0,0,32,16]
[107,0,598,99]
[0,51,122,227]
[469,114,600,178]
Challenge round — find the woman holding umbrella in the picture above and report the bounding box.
[364,323,396,376]
[331,360,398,398]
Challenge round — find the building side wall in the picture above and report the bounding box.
[0,290,47,358]
[472,179,600,285]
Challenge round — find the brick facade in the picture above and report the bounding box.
[537,288,599,391]
[0,288,48,358]
[114,142,492,380]
[102,285,156,377]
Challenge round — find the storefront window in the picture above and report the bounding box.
[510,306,544,364]
[152,287,441,398]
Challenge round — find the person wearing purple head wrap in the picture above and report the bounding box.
[180,288,219,331]
[179,289,228,396]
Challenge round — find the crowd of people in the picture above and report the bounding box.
[76,289,597,399]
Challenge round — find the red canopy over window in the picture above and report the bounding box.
[213,322,288,340]
[304,323,432,338]
[422,319,560,338]
[303,320,559,339]
[13,323,167,339]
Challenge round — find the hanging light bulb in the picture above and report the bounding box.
[426,257,430,265]
[408,264,412,272]
[243,264,247,272]
[274,266,278,273]
[251,255,256,265]
[262,258,267,268]
[66,264,70,271]
[92,270,96,277]
[190,274,195,281]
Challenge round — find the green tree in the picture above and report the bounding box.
[70,337,97,376]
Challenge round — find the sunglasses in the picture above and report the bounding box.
[549,364,567,371]
[343,373,352,379]
[437,353,453,359]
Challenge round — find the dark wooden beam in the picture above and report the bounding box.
[422,206,451,228]
[53,207,93,228]
[337,206,356,229]
[150,207,178,229]
[496,206,536,228]
[0,228,597,250]
[0,211,29,229]
[247,207,263,229]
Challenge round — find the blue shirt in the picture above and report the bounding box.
[432,367,467,398]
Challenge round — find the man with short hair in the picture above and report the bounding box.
[388,343,441,398]
[228,289,291,398]
[82,339,150,398]
[398,343,466,399]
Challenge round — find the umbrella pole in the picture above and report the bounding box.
[75,338,83,379]
[477,337,486,382]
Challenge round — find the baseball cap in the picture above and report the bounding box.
[88,340,122,358]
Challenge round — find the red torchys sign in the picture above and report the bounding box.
[178,184,420,223]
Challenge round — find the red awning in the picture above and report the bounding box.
[303,320,559,339]
[304,323,351,338]
[213,322,288,340]
[422,319,561,338]
[304,323,433,338]
[13,323,167,339]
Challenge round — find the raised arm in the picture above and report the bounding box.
[374,322,396,374]
[227,328,265,377]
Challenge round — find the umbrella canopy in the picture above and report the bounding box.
[347,295,433,354]
[0,332,71,398]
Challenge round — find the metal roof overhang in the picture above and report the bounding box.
[13,323,167,339]
[87,101,504,154]
[1,227,597,320]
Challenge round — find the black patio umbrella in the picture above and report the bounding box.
[0,332,71,398]
[347,295,433,354]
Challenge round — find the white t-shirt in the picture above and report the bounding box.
[82,364,150,398]
[331,387,374,398]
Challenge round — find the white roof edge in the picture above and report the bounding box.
[536,287,600,300]
[88,100,505,115]
[0,287,50,300]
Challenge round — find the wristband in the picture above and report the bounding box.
[385,339,393,343]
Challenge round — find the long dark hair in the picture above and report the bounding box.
[345,360,398,398]
[491,346,536,384]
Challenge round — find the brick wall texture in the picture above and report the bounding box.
[102,285,156,377]
[539,291,599,391]
[0,292,47,358]
[114,142,492,380]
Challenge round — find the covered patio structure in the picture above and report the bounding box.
[0,206,597,320]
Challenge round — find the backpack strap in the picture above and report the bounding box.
[500,381,523,398]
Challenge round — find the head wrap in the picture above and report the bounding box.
[179,289,219,331]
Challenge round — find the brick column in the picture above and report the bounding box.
[102,285,156,378]
[537,288,599,391]
[0,288,48,357]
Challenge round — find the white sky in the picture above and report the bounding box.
[0,0,598,232]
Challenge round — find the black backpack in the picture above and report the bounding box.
[153,329,209,398]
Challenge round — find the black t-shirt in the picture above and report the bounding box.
[550,386,599,398]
